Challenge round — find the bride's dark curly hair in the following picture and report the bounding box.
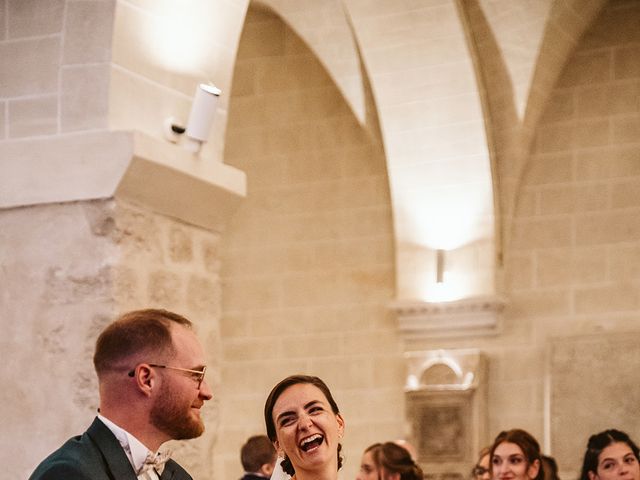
[264,375,344,476]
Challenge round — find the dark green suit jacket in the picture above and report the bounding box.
[29,417,192,480]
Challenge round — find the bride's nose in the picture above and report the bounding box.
[297,412,313,430]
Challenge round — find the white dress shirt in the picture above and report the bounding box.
[97,414,161,480]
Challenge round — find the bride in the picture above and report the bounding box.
[264,375,345,480]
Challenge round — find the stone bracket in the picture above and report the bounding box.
[0,130,246,232]
[116,131,246,232]
[390,295,506,340]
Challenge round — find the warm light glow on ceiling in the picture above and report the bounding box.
[420,270,467,302]
[396,181,494,251]
[141,1,218,75]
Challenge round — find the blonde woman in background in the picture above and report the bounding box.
[472,447,491,480]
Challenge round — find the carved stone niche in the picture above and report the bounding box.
[405,349,488,480]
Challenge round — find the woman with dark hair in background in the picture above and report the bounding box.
[356,442,423,480]
[490,429,543,480]
[264,375,345,480]
[357,443,382,480]
[580,429,640,480]
[541,455,560,480]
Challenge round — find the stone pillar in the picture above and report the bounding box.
[0,197,224,478]
[0,131,246,478]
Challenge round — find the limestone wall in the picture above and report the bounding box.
[0,2,229,478]
[550,332,640,478]
[111,200,223,477]
[405,1,640,475]
[0,199,223,479]
[217,5,403,480]
[3,2,640,480]
[0,201,117,480]
[215,3,640,480]
[0,0,114,138]
[520,1,640,472]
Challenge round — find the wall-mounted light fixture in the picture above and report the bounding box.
[164,83,221,153]
[436,249,445,283]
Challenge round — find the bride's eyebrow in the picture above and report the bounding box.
[276,410,296,424]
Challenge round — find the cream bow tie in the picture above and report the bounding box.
[139,450,172,476]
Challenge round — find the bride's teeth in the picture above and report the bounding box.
[300,434,323,448]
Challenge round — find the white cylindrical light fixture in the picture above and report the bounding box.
[185,83,221,152]
[436,249,445,283]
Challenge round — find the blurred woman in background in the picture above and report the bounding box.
[356,442,423,480]
[490,429,543,480]
[472,447,491,480]
[580,429,640,480]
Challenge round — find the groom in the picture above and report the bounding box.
[30,309,214,480]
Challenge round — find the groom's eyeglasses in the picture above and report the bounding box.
[128,364,207,389]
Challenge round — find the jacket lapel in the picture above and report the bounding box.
[86,417,139,480]
[161,459,192,480]
[160,466,175,480]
